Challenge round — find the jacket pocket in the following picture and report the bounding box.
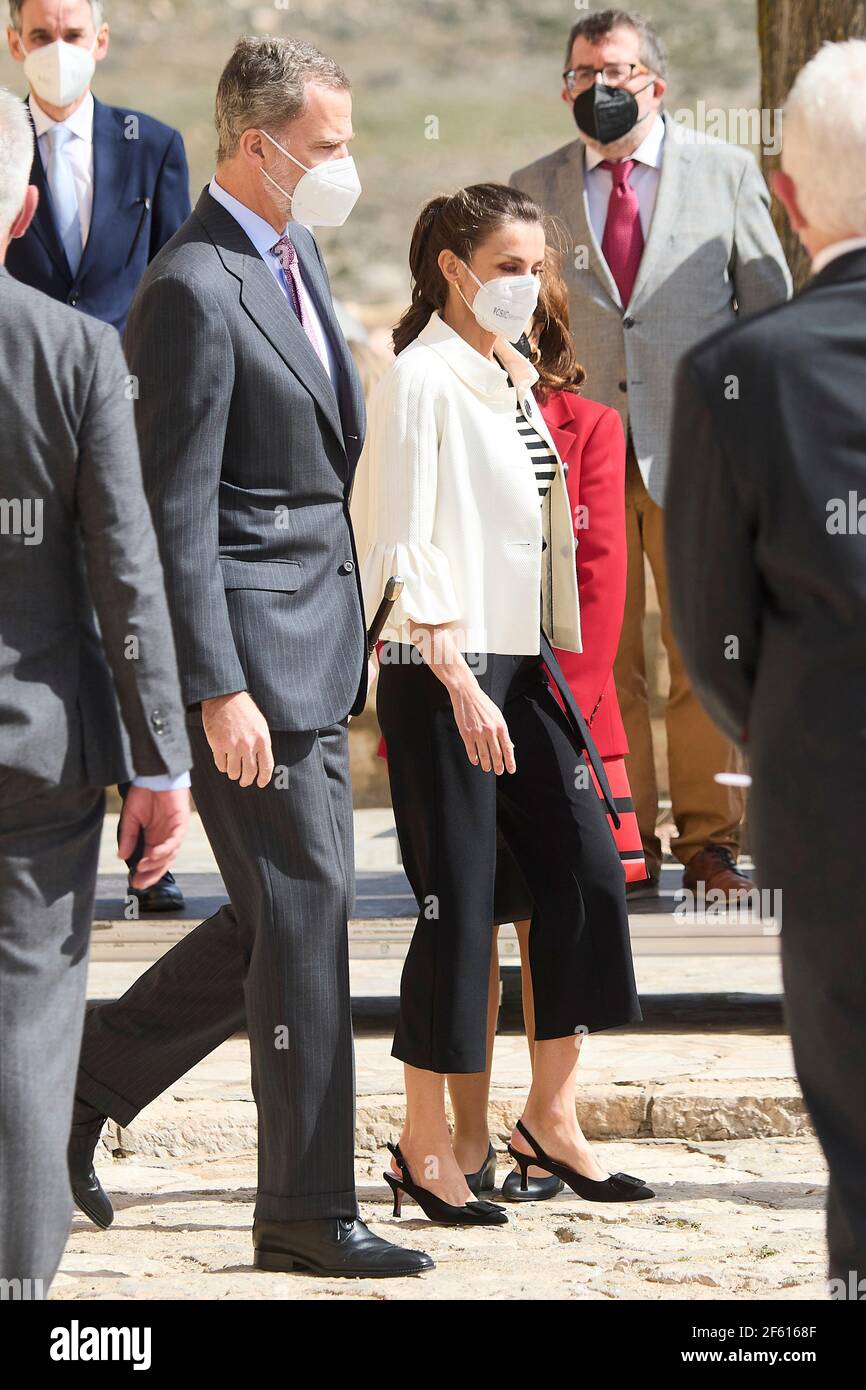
[220,558,301,592]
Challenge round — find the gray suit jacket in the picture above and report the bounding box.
[123,189,368,731]
[511,114,792,503]
[0,267,190,787]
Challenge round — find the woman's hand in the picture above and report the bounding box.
[448,674,516,774]
[411,623,516,774]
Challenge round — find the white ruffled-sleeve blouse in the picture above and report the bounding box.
[350,311,581,657]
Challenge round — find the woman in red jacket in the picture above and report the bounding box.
[447,250,647,1201]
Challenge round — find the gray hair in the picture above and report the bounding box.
[9,0,104,29]
[564,9,669,80]
[215,35,350,164]
[783,39,866,240]
[0,85,34,239]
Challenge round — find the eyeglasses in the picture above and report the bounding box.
[563,62,650,94]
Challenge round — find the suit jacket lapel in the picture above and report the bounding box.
[285,224,354,416]
[77,99,131,284]
[539,390,580,470]
[194,192,347,462]
[628,114,699,309]
[555,139,622,307]
[22,104,70,281]
[293,229,366,455]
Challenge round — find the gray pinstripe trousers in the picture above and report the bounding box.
[77,716,358,1222]
[0,772,105,1293]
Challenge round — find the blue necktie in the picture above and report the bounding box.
[45,124,82,277]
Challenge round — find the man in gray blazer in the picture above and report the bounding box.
[511,9,792,902]
[0,87,191,1296]
[68,37,430,1279]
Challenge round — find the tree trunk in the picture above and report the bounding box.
[758,0,866,287]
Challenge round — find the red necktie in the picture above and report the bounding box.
[599,159,644,307]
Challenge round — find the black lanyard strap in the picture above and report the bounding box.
[539,630,621,830]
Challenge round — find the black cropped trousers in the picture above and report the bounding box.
[377,642,641,1074]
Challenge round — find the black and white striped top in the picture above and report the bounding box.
[515,396,558,503]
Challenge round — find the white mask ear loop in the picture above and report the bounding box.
[454,259,480,314]
[258,131,305,211]
[260,128,310,172]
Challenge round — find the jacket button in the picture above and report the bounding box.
[150,709,167,734]
[619,380,628,392]
[68,291,79,306]
[623,316,635,329]
[339,560,355,575]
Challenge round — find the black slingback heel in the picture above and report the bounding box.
[384,1142,508,1226]
[465,1142,497,1197]
[501,1167,564,1202]
[507,1119,654,1203]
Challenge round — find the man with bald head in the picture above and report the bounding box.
[667,40,866,1295]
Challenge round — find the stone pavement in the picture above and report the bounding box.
[56,810,825,1301]
[54,1139,828,1301]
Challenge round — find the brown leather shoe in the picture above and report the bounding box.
[682,845,754,899]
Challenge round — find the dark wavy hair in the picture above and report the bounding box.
[529,245,587,401]
[393,183,545,356]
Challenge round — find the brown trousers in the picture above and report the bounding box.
[613,445,744,876]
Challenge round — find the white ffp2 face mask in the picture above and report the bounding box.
[22,38,97,108]
[458,261,541,343]
[259,129,361,228]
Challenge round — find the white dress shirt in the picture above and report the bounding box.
[584,112,666,247]
[811,235,866,277]
[29,90,94,249]
[208,175,337,383]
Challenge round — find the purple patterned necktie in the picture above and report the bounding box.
[269,234,325,362]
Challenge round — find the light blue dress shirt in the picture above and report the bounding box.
[208,175,338,384]
[134,773,191,791]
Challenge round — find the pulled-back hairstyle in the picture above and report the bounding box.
[393,183,545,356]
[530,245,587,401]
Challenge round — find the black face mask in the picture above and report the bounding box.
[572,81,653,146]
[513,331,534,360]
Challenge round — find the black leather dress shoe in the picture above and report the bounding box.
[68,1110,114,1229]
[127,870,185,914]
[253,1217,434,1278]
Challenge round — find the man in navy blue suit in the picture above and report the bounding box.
[5,0,190,335]
[6,0,191,912]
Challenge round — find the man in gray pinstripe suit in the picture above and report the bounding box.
[69,36,431,1279]
[0,87,190,1296]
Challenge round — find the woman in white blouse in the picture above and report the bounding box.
[351,184,649,1226]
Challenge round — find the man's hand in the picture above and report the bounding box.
[202,691,275,787]
[119,787,191,890]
